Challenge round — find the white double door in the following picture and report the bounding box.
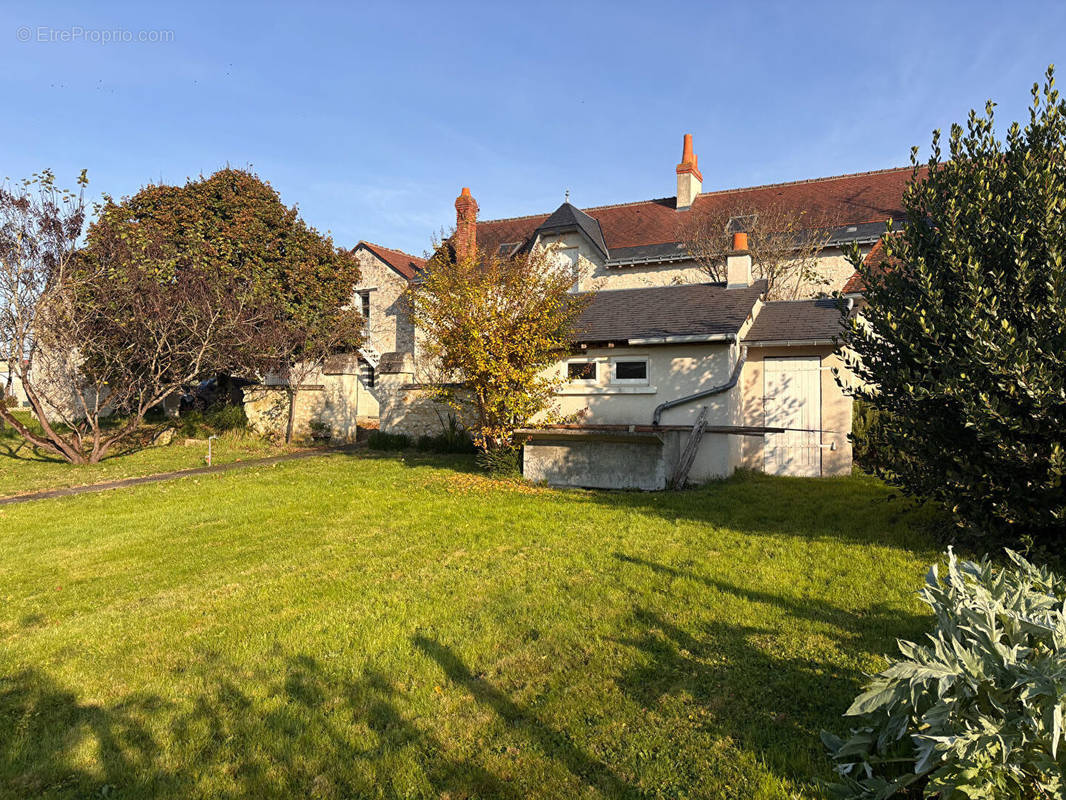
[764,357,822,477]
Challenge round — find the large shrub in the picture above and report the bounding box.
[823,549,1066,799]
[839,67,1066,545]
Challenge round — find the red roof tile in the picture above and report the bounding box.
[357,241,426,281]
[474,166,917,257]
[842,237,893,294]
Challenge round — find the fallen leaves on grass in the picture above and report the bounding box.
[422,472,550,496]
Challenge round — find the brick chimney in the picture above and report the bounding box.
[676,134,703,209]
[454,187,478,263]
[726,232,752,288]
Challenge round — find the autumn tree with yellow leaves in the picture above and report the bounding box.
[407,243,590,455]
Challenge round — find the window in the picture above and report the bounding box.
[726,213,758,234]
[566,361,597,382]
[611,358,648,384]
[359,361,375,388]
[358,290,371,322]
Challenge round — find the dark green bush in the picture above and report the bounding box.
[838,68,1066,545]
[367,430,411,451]
[850,398,899,474]
[476,446,521,476]
[415,415,477,454]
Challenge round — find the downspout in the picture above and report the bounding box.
[652,335,747,426]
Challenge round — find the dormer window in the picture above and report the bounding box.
[726,214,758,234]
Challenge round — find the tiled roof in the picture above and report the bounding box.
[378,351,409,374]
[572,281,766,344]
[743,298,846,344]
[842,237,891,294]
[475,166,916,259]
[357,241,426,281]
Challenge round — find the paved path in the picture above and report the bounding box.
[0,445,359,506]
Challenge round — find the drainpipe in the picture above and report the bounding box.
[652,336,747,426]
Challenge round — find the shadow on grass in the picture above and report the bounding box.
[0,429,65,464]
[363,448,483,476]
[613,553,929,639]
[0,653,516,799]
[0,420,157,465]
[413,635,639,798]
[384,451,940,552]
[605,470,938,550]
[609,555,930,783]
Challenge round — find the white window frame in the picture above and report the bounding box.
[564,358,598,384]
[610,356,649,385]
[357,289,372,322]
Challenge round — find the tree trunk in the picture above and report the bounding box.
[285,388,298,444]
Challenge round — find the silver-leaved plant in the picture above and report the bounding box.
[823,548,1066,799]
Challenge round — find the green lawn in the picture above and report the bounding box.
[0,452,941,799]
[0,420,299,498]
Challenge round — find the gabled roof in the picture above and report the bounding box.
[356,241,426,281]
[572,281,767,344]
[842,237,892,294]
[534,202,609,258]
[475,166,916,265]
[743,298,846,345]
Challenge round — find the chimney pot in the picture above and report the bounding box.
[676,133,703,209]
[726,235,752,289]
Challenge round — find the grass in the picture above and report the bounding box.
[0,415,304,498]
[0,452,943,799]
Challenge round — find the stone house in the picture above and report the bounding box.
[286,134,906,484]
[0,361,29,409]
[243,240,426,441]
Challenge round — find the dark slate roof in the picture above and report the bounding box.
[743,298,846,344]
[534,202,609,257]
[573,280,766,344]
[824,220,889,248]
[607,241,691,265]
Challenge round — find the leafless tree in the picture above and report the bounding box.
[0,173,276,463]
[680,202,839,299]
[0,169,94,462]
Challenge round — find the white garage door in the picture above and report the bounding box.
[764,357,822,477]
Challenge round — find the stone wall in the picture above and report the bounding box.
[377,372,476,438]
[243,370,376,443]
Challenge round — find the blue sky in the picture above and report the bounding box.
[1,1,1063,255]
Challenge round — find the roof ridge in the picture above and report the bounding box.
[357,240,426,262]
[578,278,768,296]
[581,281,722,295]
[477,164,914,226]
[699,164,914,198]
